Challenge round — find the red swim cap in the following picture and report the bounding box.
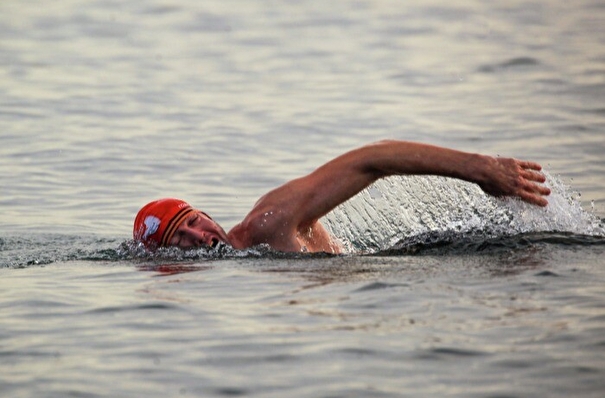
[133,198,196,248]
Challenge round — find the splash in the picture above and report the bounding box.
[2,173,602,268]
[323,173,604,254]
[0,235,126,268]
[115,240,334,264]
[0,234,333,269]
[115,240,270,262]
[0,235,279,269]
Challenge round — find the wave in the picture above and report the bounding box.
[0,235,331,269]
[323,172,604,253]
[375,231,605,256]
[2,230,604,270]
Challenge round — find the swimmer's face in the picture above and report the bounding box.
[169,211,229,249]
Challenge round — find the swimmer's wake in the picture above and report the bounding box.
[324,172,604,254]
[1,172,603,268]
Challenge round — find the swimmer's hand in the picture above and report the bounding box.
[476,156,551,206]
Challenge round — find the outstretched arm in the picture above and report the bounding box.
[245,140,550,234]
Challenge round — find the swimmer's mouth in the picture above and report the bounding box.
[210,238,219,248]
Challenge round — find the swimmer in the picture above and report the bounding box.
[133,140,550,253]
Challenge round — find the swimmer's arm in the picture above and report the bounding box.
[267,140,550,230]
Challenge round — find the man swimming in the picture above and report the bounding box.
[133,140,551,254]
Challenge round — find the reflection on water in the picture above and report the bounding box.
[136,263,213,275]
[2,236,605,397]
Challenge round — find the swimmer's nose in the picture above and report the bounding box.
[181,224,217,248]
[190,230,217,248]
[186,228,206,248]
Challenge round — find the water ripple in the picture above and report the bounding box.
[477,57,541,73]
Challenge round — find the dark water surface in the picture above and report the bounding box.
[1,0,605,397]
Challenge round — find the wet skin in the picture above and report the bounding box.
[168,209,340,253]
[163,141,551,253]
[168,211,229,250]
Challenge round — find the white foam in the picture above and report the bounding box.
[323,172,605,253]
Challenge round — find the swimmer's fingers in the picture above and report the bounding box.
[518,190,549,207]
[519,179,551,207]
[520,168,547,183]
[481,156,550,206]
[518,160,543,171]
[536,182,551,195]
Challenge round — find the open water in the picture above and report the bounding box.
[1,0,605,397]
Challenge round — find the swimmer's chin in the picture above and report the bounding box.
[173,237,218,251]
[205,240,229,252]
[180,238,225,252]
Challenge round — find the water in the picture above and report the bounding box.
[1,0,605,397]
